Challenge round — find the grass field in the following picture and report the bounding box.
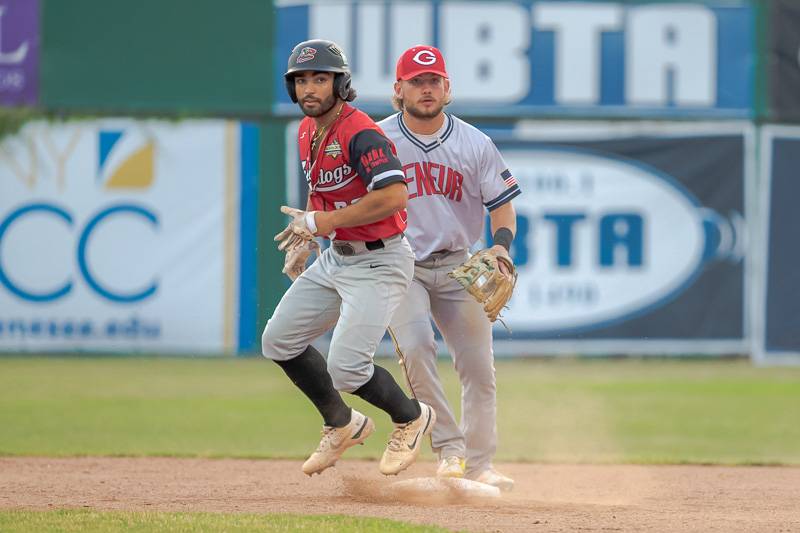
[0,510,448,532]
[3,356,799,531]
[1,356,798,465]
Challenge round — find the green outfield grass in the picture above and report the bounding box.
[0,356,798,464]
[0,510,449,532]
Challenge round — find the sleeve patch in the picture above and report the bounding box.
[349,129,404,188]
[501,169,517,188]
[360,147,391,174]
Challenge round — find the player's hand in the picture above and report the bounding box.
[275,231,308,253]
[274,225,308,252]
[275,206,316,251]
[279,205,316,238]
[490,244,512,275]
[283,239,320,281]
[449,248,517,323]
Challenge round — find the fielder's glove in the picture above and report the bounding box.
[274,205,316,253]
[448,248,517,323]
[283,239,320,281]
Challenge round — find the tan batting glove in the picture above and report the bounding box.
[274,205,317,252]
[274,231,309,254]
[283,239,320,281]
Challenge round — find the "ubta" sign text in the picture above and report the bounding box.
[274,0,753,117]
[493,145,742,333]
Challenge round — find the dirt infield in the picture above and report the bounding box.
[1,457,798,532]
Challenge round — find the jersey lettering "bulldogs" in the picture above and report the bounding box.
[299,104,407,241]
[378,113,521,260]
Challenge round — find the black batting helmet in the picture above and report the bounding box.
[284,39,356,103]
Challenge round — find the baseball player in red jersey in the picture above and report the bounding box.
[378,46,519,490]
[261,40,435,477]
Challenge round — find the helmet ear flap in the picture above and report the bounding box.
[334,72,352,101]
[285,75,298,103]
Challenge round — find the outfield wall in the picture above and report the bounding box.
[0,0,798,359]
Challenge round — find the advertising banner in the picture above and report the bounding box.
[755,127,800,365]
[284,119,752,356]
[483,123,751,355]
[768,0,800,122]
[274,0,753,118]
[0,119,258,354]
[0,0,38,106]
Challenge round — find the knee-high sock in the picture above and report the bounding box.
[353,364,421,424]
[274,346,352,428]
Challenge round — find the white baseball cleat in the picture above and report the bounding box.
[436,455,466,479]
[379,402,436,475]
[470,466,515,492]
[301,409,374,476]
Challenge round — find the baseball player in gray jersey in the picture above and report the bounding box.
[262,40,434,478]
[377,45,520,491]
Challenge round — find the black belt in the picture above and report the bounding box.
[332,233,403,256]
[366,239,386,251]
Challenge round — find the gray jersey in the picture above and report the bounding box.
[377,113,521,261]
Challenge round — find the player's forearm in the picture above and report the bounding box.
[316,183,407,234]
[489,202,516,236]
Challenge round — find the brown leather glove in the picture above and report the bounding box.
[448,248,517,322]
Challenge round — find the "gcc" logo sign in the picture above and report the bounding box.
[0,202,159,303]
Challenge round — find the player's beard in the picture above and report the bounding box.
[405,99,445,120]
[300,93,337,117]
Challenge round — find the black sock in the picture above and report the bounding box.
[274,346,352,428]
[353,364,421,424]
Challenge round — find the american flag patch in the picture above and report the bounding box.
[501,169,517,188]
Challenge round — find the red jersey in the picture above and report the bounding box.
[298,103,407,241]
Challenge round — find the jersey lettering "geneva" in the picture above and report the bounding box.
[403,162,463,201]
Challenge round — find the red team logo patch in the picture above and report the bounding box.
[360,148,390,173]
[412,50,438,66]
[296,47,317,63]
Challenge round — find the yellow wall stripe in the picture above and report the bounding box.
[223,121,237,353]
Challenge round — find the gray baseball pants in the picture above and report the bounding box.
[388,249,496,475]
[262,235,415,393]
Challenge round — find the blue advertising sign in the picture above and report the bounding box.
[274,1,754,118]
[481,122,750,354]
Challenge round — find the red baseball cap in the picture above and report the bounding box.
[396,45,448,81]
